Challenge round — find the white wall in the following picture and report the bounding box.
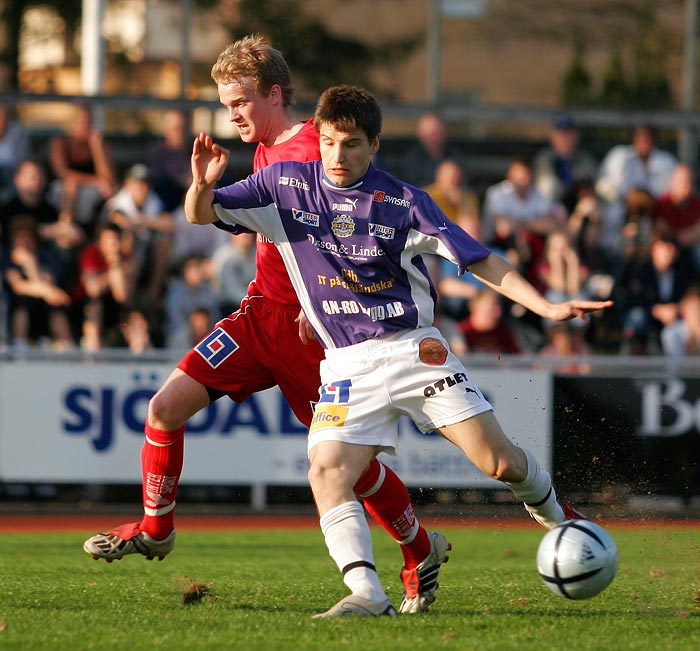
[0,360,551,487]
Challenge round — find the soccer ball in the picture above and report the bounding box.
[536,519,618,600]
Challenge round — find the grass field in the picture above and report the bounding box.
[1,523,699,651]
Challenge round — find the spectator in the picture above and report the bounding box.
[78,223,135,352]
[457,287,522,355]
[210,232,257,315]
[0,102,31,199]
[596,124,677,204]
[423,159,479,224]
[533,113,598,213]
[483,158,566,284]
[1,159,83,263]
[110,306,154,354]
[164,253,221,349]
[2,216,73,350]
[48,104,118,233]
[620,232,693,354]
[103,163,175,301]
[566,178,610,273]
[617,187,656,278]
[401,113,467,188]
[540,322,591,374]
[169,204,230,275]
[660,285,700,358]
[435,211,507,322]
[537,229,589,308]
[536,229,591,354]
[595,126,677,260]
[185,306,216,348]
[146,109,193,211]
[653,163,700,268]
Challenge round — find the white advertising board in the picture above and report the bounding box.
[0,361,551,487]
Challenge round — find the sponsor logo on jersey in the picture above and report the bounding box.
[332,198,359,211]
[331,214,356,237]
[195,327,239,368]
[292,208,320,227]
[309,404,349,432]
[372,189,411,208]
[368,223,395,240]
[279,176,310,190]
[418,337,448,366]
[423,372,476,398]
[318,379,352,403]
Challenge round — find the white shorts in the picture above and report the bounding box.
[307,327,493,454]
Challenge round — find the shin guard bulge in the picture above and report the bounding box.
[139,424,185,539]
[320,501,388,602]
[354,459,431,569]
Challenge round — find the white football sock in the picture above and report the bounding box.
[505,447,565,529]
[319,501,388,602]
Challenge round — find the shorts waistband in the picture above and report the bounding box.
[325,327,440,361]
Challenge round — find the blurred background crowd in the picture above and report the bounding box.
[1,100,699,362]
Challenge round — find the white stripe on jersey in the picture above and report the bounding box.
[402,227,462,328]
[215,200,335,348]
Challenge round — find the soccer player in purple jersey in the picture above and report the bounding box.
[185,85,612,618]
[83,36,444,616]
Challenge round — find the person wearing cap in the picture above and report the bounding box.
[101,162,175,305]
[533,113,598,214]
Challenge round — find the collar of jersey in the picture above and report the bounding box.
[321,164,374,191]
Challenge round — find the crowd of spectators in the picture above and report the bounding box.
[0,103,238,353]
[1,101,699,363]
[400,112,700,361]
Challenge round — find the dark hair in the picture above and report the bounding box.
[313,85,382,142]
[98,222,123,237]
[9,214,38,238]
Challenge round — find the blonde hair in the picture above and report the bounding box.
[211,34,295,108]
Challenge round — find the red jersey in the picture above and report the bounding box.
[251,119,320,304]
[458,319,522,354]
[653,194,700,231]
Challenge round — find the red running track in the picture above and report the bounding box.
[0,513,699,533]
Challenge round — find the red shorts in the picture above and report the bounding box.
[177,290,325,427]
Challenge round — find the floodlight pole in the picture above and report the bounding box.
[427,0,442,105]
[681,0,698,170]
[180,0,193,97]
[80,0,106,129]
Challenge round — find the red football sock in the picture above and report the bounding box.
[139,423,184,540]
[354,459,431,570]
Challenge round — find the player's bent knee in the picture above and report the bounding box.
[147,390,183,431]
[307,463,351,493]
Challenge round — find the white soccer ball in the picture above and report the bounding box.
[536,519,618,600]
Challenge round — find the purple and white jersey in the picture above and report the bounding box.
[213,161,490,349]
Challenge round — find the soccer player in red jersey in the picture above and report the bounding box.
[84,34,446,615]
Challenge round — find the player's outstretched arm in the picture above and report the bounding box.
[185,132,231,225]
[469,252,613,322]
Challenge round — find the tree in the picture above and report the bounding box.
[482,0,681,108]
[598,48,631,108]
[215,0,420,100]
[632,7,673,109]
[561,42,593,108]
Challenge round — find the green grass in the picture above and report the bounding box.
[1,525,699,651]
